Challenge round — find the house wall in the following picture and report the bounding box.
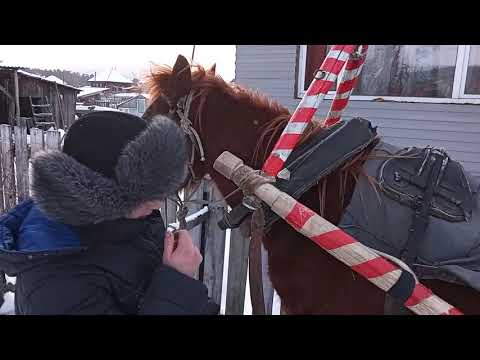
[235,45,480,177]
[0,71,16,125]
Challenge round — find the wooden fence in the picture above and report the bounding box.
[0,120,279,315]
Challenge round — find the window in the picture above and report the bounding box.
[464,45,480,95]
[297,45,480,104]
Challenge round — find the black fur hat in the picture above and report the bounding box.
[30,111,188,226]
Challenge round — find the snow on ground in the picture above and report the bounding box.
[26,128,64,146]
[0,292,15,315]
[0,276,16,315]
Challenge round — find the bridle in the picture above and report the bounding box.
[162,88,247,229]
[163,89,212,228]
[168,90,206,191]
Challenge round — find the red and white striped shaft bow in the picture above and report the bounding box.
[262,45,368,177]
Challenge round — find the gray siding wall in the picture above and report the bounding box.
[235,45,480,177]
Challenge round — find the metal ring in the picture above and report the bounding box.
[314,70,326,80]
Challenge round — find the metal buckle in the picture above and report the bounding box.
[242,195,259,210]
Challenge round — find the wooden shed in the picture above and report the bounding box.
[0,66,80,130]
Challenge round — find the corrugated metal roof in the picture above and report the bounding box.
[0,67,80,91]
[16,70,80,91]
[0,65,23,70]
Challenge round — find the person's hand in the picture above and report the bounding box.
[163,230,203,278]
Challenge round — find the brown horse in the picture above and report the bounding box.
[143,55,480,315]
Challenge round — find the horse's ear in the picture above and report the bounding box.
[208,63,216,75]
[168,55,192,104]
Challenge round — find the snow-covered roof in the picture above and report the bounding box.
[11,69,80,91]
[78,86,110,98]
[88,68,132,84]
[112,92,149,98]
[112,92,138,98]
[45,75,66,85]
[76,105,121,112]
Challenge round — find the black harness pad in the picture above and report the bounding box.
[379,147,474,222]
[218,117,378,230]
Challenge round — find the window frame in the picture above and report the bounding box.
[296,45,480,104]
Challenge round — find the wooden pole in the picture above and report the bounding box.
[13,71,20,125]
[0,125,16,211]
[202,179,227,305]
[191,45,196,62]
[14,119,29,202]
[213,151,463,316]
[55,83,65,129]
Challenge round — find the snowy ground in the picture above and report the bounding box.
[0,276,16,315]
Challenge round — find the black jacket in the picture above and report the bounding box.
[0,200,219,315]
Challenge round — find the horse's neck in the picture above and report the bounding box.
[206,107,290,208]
[202,94,360,217]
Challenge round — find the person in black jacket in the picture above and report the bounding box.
[0,111,219,315]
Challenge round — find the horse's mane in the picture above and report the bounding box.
[144,63,324,167]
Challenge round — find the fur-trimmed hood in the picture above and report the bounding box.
[30,116,188,226]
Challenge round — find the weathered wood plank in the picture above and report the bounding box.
[13,71,20,123]
[14,119,29,202]
[183,180,207,251]
[225,227,250,315]
[45,130,60,150]
[30,128,45,157]
[182,179,208,280]
[202,180,227,305]
[0,125,16,211]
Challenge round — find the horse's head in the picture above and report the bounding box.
[143,54,292,205]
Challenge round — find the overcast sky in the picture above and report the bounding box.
[0,45,236,81]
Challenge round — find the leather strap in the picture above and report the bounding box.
[248,208,266,315]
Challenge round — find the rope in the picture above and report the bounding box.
[234,167,276,197]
